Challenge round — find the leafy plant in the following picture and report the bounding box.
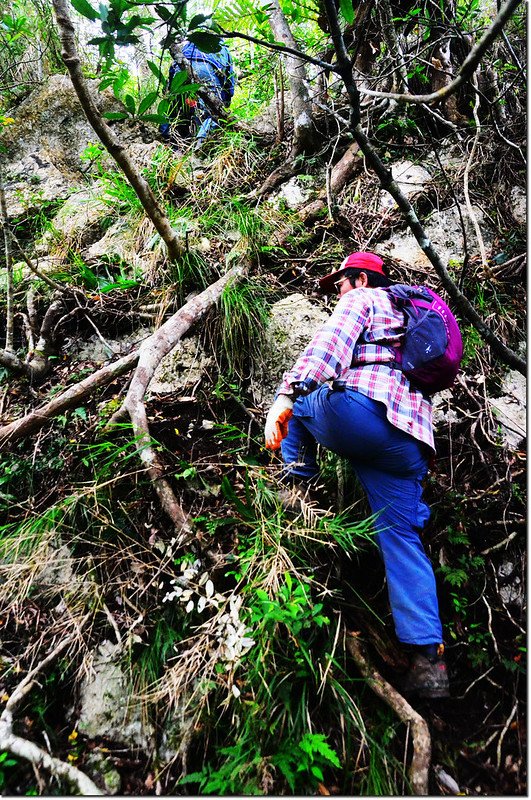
[0,752,18,791]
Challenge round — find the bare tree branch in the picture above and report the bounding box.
[51,0,184,262]
[361,0,523,104]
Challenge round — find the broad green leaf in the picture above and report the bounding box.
[339,0,355,24]
[188,13,210,29]
[137,91,158,116]
[124,93,136,114]
[139,113,166,123]
[154,4,173,21]
[187,30,222,53]
[70,0,99,21]
[170,70,188,90]
[147,59,165,83]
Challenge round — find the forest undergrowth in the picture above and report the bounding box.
[0,123,526,796]
[0,0,527,781]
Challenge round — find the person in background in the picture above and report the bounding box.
[160,39,236,149]
[264,251,450,699]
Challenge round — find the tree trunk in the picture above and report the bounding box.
[267,0,317,157]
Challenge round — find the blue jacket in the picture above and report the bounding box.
[177,41,236,105]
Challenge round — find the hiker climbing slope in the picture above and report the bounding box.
[160,39,236,148]
[264,251,463,699]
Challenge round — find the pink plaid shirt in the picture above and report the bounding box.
[278,287,435,451]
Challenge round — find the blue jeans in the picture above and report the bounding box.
[280,385,443,645]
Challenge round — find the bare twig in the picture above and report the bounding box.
[0,174,14,352]
[0,636,103,795]
[496,701,518,769]
[462,71,489,275]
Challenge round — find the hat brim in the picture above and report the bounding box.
[318,269,347,294]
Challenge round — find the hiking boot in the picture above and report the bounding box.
[402,650,450,699]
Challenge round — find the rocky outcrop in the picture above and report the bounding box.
[252,293,329,406]
[1,75,155,219]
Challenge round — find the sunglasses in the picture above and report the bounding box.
[333,275,350,292]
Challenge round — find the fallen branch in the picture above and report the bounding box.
[107,264,247,544]
[0,350,139,448]
[345,631,431,795]
[0,637,103,795]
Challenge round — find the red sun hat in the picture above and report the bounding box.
[318,251,386,294]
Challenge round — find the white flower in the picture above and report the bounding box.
[231,684,241,699]
[185,600,194,613]
[205,579,214,598]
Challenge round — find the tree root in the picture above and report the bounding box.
[254,158,299,198]
[106,265,247,544]
[344,630,431,795]
[0,637,103,796]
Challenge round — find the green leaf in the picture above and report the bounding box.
[103,111,129,120]
[138,113,166,123]
[70,0,99,21]
[339,0,354,24]
[74,407,87,420]
[124,93,136,114]
[137,91,158,115]
[154,4,173,21]
[147,59,165,83]
[188,13,210,29]
[170,70,188,90]
[187,30,222,53]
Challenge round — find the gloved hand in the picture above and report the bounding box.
[264,395,294,450]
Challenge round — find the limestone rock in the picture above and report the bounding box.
[487,367,526,450]
[77,640,155,749]
[252,293,329,406]
[377,203,494,271]
[269,176,317,210]
[148,336,214,396]
[509,186,526,226]
[379,160,433,210]
[1,75,155,220]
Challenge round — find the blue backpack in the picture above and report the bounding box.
[386,284,463,394]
